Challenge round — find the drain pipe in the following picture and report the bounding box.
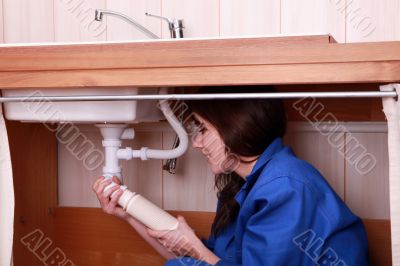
[117,90,189,161]
[98,88,189,178]
[97,89,187,230]
[97,123,179,230]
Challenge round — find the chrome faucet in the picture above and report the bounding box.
[94,9,184,174]
[94,9,184,39]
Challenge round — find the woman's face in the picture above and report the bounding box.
[191,113,229,174]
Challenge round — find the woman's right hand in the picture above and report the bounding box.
[92,176,129,220]
[93,176,177,260]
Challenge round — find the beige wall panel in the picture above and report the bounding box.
[0,0,3,43]
[161,0,219,38]
[162,132,217,211]
[219,0,280,37]
[3,0,54,43]
[346,0,400,42]
[54,0,107,42]
[106,0,161,41]
[345,133,390,219]
[281,0,346,42]
[285,132,345,199]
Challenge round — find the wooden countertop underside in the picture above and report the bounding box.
[0,35,399,89]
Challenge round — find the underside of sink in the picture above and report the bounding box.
[2,87,164,123]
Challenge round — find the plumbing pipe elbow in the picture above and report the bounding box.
[120,88,189,161]
[116,88,188,161]
[121,128,135,140]
[143,89,188,160]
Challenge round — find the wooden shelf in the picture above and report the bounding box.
[0,34,399,89]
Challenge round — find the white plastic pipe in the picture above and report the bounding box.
[117,88,189,161]
[118,188,178,230]
[96,124,127,180]
[98,124,179,230]
[97,89,187,231]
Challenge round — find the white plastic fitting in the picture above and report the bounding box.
[121,128,135,140]
[104,183,179,230]
[96,124,127,180]
[119,188,179,230]
[116,87,189,161]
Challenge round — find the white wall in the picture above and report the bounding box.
[1,0,399,43]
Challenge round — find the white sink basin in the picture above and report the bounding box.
[2,87,163,123]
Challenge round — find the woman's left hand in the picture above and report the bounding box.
[147,216,218,263]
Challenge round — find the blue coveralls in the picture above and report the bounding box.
[165,138,369,265]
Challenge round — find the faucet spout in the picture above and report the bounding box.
[94,9,160,39]
[94,9,103,21]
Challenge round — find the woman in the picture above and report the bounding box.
[93,86,369,265]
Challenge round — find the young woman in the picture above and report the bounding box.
[93,86,369,265]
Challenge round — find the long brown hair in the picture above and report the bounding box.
[183,85,287,236]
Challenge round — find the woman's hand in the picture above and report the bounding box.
[92,176,129,220]
[93,176,177,260]
[147,216,220,264]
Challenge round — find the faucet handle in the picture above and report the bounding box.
[145,13,184,39]
[145,12,172,24]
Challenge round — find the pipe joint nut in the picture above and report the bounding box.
[140,147,149,161]
[117,147,133,160]
[102,139,122,147]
